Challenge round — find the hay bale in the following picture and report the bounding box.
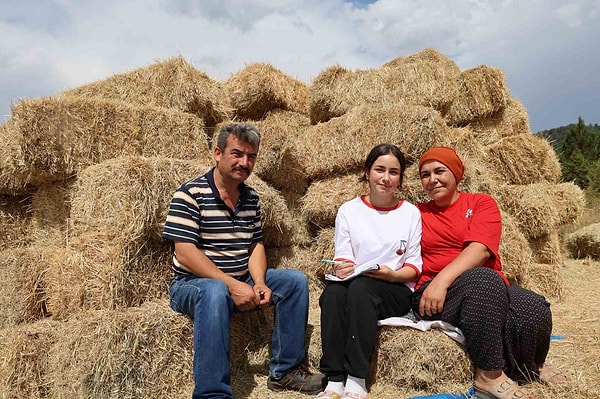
[468,98,532,146]
[6,97,211,189]
[566,223,600,260]
[499,211,532,286]
[46,300,194,398]
[371,327,471,390]
[0,319,60,399]
[61,55,231,127]
[529,232,564,265]
[226,63,309,120]
[29,180,73,247]
[521,262,565,300]
[495,184,560,239]
[46,300,276,399]
[310,53,459,124]
[45,235,173,319]
[0,120,51,194]
[252,110,311,194]
[483,134,562,185]
[445,65,510,126]
[297,104,447,180]
[0,194,31,250]
[0,246,58,328]
[301,173,366,228]
[546,182,586,226]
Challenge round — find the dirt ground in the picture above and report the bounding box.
[231,257,600,399]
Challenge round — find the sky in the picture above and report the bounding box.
[1,0,598,132]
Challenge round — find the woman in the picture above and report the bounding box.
[413,146,565,399]
[317,144,423,399]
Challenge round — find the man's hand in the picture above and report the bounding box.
[253,283,272,309]
[229,280,258,311]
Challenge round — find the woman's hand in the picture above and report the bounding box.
[333,260,355,279]
[364,264,392,281]
[419,278,448,317]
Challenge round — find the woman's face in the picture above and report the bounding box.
[419,160,459,206]
[366,153,402,196]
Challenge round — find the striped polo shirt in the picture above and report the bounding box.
[162,167,263,276]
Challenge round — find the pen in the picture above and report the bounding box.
[321,259,348,265]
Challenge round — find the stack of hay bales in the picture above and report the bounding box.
[0,50,586,398]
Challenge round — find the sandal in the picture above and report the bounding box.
[474,378,535,399]
[539,365,567,385]
[316,391,341,399]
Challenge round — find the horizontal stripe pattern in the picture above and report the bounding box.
[162,168,263,276]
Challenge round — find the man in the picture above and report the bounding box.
[163,123,323,399]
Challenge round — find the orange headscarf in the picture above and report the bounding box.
[418,147,465,183]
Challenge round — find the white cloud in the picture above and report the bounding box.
[0,0,598,130]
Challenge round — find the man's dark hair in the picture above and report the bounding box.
[216,123,261,150]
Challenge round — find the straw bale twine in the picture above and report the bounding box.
[61,55,231,127]
[297,104,447,180]
[0,194,31,250]
[468,98,531,146]
[529,232,565,265]
[494,184,560,239]
[301,173,366,228]
[483,134,562,185]
[522,262,565,300]
[499,211,532,286]
[310,54,459,124]
[46,300,194,399]
[371,327,471,390]
[445,65,510,126]
[0,246,60,328]
[7,97,211,188]
[0,319,60,399]
[566,223,600,260]
[226,63,310,120]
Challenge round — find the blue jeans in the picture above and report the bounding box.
[169,269,309,399]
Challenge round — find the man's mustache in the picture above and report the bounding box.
[233,166,250,173]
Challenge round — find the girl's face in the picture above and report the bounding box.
[365,153,402,196]
[419,160,459,206]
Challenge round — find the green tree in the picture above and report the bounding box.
[587,160,600,194]
[561,150,590,189]
[560,117,600,189]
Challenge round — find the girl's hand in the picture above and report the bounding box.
[333,260,355,279]
[364,264,391,281]
[419,279,448,317]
